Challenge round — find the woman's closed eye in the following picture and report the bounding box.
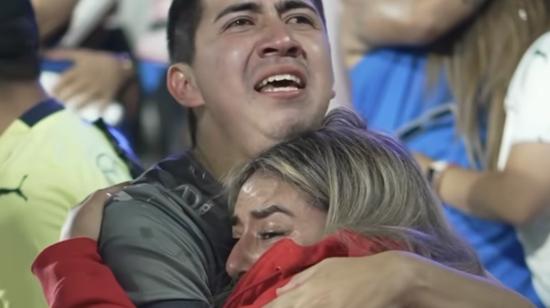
[257,230,289,241]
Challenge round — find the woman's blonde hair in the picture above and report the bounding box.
[226,109,483,276]
[430,0,550,169]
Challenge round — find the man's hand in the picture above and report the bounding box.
[60,183,128,241]
[265,251,414,308]
[45,48,134,110]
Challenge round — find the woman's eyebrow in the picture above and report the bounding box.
[251,204,294,219]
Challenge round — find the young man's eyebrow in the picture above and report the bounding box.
[214,2,262,22]
[275,0,318,17]
[250,204,294,219]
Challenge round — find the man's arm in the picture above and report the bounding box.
[98,186,213,307]
[340,0,486,67]
[58,185,213,308]
[266,251,534,308]
[32,238,136,308]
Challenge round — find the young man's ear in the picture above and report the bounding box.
[167,63,205,108]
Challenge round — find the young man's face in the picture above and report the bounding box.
[192,0,334,155]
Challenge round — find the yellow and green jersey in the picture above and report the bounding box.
[0,99,133,308]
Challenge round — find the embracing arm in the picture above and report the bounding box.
[32,238,135,308]
[35,185,209,308]
[31,185,136,308]
[403,252,534,308]
[266,251,533,308]
[340,0,486,67]
[31,234,197,308]
[99,190,212,308]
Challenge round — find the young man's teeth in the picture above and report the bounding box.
[259,74,302,88]
[262,85,299,93]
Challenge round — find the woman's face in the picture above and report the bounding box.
[226,172,327,278]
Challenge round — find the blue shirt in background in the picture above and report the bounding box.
[350,48,543,307]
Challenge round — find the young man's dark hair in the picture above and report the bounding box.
[0,0,41,81]
[167,0,326,64]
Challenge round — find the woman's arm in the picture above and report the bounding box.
[32,238,135,308]
[31,185,134,308]
[405,252,534,308]
[265,251,534,308]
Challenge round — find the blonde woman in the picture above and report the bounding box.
[223,108,484,307]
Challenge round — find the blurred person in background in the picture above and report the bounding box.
[341,0,550,305]
[32,0,141,148]
[0,1,135,307]
[418,3,550,304]
[35,0,212,163]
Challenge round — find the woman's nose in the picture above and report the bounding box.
[226,238,255,279]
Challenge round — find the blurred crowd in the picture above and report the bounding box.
[34,0,185,163]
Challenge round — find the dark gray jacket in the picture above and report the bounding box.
[99,153,234,308]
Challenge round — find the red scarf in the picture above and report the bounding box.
[224,231,402,308]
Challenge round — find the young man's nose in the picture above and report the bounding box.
[257,22,304,58]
